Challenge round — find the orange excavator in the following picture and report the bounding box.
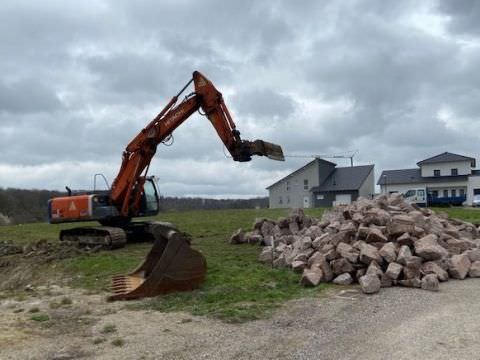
[48,71,284,300]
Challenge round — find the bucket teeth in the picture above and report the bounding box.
[112,278,127,284]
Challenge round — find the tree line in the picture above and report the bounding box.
[0,188,268,225]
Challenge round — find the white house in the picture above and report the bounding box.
[377,152,480,205]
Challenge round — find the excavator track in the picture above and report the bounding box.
[60,226,127,249]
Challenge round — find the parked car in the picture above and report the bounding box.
[473,195,480,207]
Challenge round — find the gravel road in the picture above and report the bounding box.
[2,280,480,359]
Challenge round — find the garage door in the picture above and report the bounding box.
[335,194,351,205]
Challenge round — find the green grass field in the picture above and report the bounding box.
[431,207,480,225]
[1,206,479,322]
[0,208,326,322]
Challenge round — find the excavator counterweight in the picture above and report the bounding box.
[48,71,284,300]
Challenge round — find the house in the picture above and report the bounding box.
[267,158,375,208]
[377,152,480,205]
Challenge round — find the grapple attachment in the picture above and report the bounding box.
[252,140,285,161]
[108,223,207,301]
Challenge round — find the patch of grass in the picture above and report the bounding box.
[111,338,125,347]
[93,337,106,345]
[28,307,40,313]
[49,301,60,309]
[30,313,49,322]
[431,207,480,225]
[60,297,72,305]
[100,324,117,334]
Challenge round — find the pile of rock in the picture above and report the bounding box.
[230,194,480,294]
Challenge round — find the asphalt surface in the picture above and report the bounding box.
[90,279,480,359]
[2,280,480,359]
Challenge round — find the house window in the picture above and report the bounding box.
[443,189,448,197]
[434,169,441,177]
[304,179,309,190]
[432,190,438,198]
[460,189,465,196]
[316,194,324,200]
[286,181,290,191]
[451,168,458,176]
[474,189,480,195]
[286,195,290,204]
[279,196,283,204]
[452,189,456,197]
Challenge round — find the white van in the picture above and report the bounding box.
[402,188,427,206]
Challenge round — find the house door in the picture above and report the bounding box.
[303,196,310,208]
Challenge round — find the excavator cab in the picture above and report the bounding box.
[137,177,160,217]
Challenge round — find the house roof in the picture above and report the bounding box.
[377,168,469,185]
[417,152,476,167]
[266,158,336,189]
[310,165,374,192]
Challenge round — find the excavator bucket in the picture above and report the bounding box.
[108,223,207,301]
[260,140,285,161]
[249,140,285,161]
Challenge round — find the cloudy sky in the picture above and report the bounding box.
[1,0,480,198]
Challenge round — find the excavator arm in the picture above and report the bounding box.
[110,71,284,217]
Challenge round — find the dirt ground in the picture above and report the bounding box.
[1,279,480,360]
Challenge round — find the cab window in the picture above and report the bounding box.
[143,180,159,213]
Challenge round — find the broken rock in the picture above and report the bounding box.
[359,274,381,294]
[301,267,323,287]
[359,243,383,265]
[397,245,412,265]
[229,228,245,244]
[414,234,448,261]
[468,261,480,278]
[379,242,396,263]
[333,273,353,285]
[421,261,449,282]
[448,254,471,280]
[421,274,439,291]
[366,228,387,243]
[385,262,403,280]
[331,258,354,276]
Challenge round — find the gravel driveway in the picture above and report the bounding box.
[2,280,480,359]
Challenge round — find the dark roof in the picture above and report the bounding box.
[377,168,422,185]
[417,152,476,167]
[266,158,336,189]
[377,168,469,185]
[311,165,374,192]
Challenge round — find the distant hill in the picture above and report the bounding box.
[0,188,268,225]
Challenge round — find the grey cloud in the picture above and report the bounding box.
[436,0,480,36]
[233,89,296,119]
[0,79,62,114]
[2,0,480,197]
